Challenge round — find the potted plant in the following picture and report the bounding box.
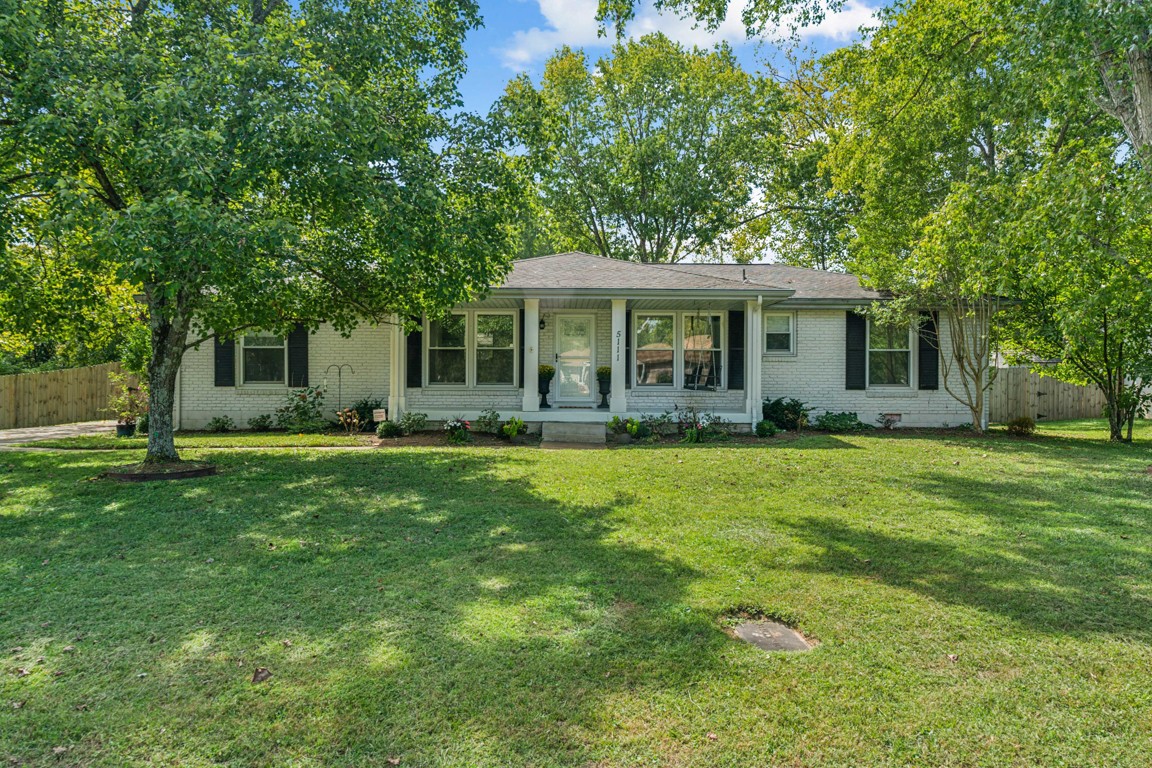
[107,372,148,438]
[595,366,612,409]
[538,364,555,409]
[501,417,528,444]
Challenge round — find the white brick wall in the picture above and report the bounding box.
[178,323,391,430]
[760,309,973,428]
[177,307,974,430]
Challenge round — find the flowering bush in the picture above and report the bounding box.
[275,386,328,433]
[443,416,471,444]
[475,409,502,435]
[336,407,362,435]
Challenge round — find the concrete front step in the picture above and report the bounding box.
[540,421,606,445]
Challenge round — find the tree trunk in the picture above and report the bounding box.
[145,289,191,463]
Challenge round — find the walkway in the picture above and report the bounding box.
[0,420,117,448]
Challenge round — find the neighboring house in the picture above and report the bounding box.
[174,252,973,430]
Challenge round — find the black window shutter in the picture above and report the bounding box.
[845,312,867,390]
[728,309,745,390]
[918,310,940,390]
[625,311,632,389]
[518,308,525,388]
[214,337,235,387]
[406,322,423,389]
[287,324,309,387]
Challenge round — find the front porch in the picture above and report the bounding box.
[386,294,769,428]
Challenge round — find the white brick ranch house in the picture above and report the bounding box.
[174,252,974,431]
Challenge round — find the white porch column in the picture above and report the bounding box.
[746,300,762,426]
[388,317,405,419]
[522,299,541,412]
[610,299,628,413]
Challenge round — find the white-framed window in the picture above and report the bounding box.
[683,313,723,390]
[634,313,675,386]
[633,312,726,391]
[868,320,912,387]
[240,332,287,385]
[475,312,516,385]
[427,313,468,385]
[763,312,795,355]
[425,311,518,387]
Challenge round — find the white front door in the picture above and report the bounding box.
[555,314,595,403]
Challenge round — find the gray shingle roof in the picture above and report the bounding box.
[497,252,880,302]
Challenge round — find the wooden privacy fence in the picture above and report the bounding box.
[0,362,124,430]
[988,366,1108,423]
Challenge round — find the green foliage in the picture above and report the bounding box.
[398,412,429,436]
[1006,416,1036,436]
[755,419,781,438]
[205,416,235,434]
[247,414,275,432]
[475,409,503,435]
[275,387,328,434]
[376,421,404,439]
[135,413,150,437]
[606,415,639,435]
[350,397,385,430]
[501,417,527,438]
[814,411,872,433]
[499,33,780,262]
[676,407,733,442]
[538,365,556,380]
[1,0,527,462]
[596,366,613,381]
[443,417,471,444]
[105,371,148,426]
[763,398,812,432]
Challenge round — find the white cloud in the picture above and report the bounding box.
[498,0,878,71]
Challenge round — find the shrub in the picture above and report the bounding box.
[814,411,872,433]
[606,415,631,434]
[443,416,471,444]
[626,419,652,439]
[1006,416,1036,436]
[502,417,526,438]
[755,419,780,438]
[398,411,428,435]
[134,412,150,437]
[376,421,403,439]
[475,409,502,435]
[640,411,677,436]
[350,396,385,430]
[275,386,329,433]
[336,407,362,435]
[763,397,812,431]
[206,415,235,433]
[247,413,274,432]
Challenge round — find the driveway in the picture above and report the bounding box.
[0,420,117,448]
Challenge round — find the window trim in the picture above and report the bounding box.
[423,310,519,389]
[763,311,796,356]
[866,319,914,389]
[632,311,727,391]
[239,332,288,387]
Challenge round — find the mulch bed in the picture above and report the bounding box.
[102,461,218,482]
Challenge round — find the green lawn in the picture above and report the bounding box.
[2,420,1151,766]
[20,431,377,450]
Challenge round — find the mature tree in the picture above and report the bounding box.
[500,33,779,263]
[1002,140,1152,441]
[1,0,523,463]
[816,0,1035,431]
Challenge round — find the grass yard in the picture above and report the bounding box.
[2,420,1151,766]
[19,432,378,450]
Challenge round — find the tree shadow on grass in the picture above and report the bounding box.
[0,449,721,766]
[781,460,1152,642]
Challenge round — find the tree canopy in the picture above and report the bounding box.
[499,33,780,263]
[1,0,525,461]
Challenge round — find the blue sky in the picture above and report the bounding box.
[455,0,879,114]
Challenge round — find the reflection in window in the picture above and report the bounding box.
[635,315,674,386]
[683,314,722,390]
[428,314,466,384]
[868,322,911,386]
[476,313,515,384]
[242,333,286,384]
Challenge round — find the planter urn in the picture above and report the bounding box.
[538,376,553,409]
[597,378,611,409]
